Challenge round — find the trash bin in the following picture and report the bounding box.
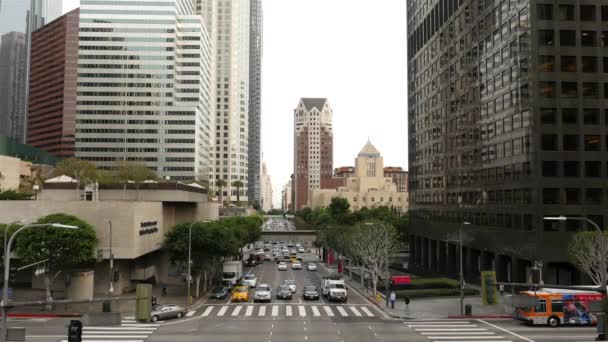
[102,301,112,313]
[465,304,472,316]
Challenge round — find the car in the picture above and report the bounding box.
[296,256,303,261]
[265,254,272,261]
[307,263,317,271]
[276,285,293,299]
[231,285,250,302]
[297,247,305,253]
[210,286,229,299]
[242,274,257,288]
[278,262,287,271]
[150,304,187,322]
[302,286,319,300]
[281,279,296,293]
[253,284,272,303]
[292,261,302,270]
[257,248,264,254]
[289,256,297,263]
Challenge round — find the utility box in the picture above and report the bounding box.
[6,327,26,341]
[135,284,152,322]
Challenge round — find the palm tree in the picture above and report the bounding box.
[216,179,227,204]
[231,180,244,205]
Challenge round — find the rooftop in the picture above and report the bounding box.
[301,98,327,111]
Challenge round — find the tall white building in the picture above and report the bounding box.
[75,0,214,181]
[197,0,250,203]
[260,161,272,212]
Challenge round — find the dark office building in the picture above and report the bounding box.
[248,0,263,209]
[407,0,608,285]
[27,8,79,157]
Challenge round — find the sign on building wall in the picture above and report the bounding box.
[139,221,159,235]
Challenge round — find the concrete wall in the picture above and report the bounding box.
[0,155,27,190]
[68,270,94,300]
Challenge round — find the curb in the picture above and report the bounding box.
[448,315,513,319]
[3,313,82,318]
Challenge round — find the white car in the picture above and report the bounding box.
[253,284,272,303]
[282,279,297,293]
[307,263,317,271]
[242,274,257,288]
[292,261,302,270]
[297,247,305,253]
[278,262,287,271]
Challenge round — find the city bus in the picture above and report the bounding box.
[515,288,603,327]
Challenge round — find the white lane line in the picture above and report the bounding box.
[121,320,136,323]
[424,338,506,340]
[478,319,535,342]
[415,328,487,332]
[259,305,267,316]
[349,306,362,317]
[311,306,321,317]
[82,327,155,331]
[217,305,229,316]
[421,332,496,335]
[410,320,472,323]
[271,305,279,316]
[201,306,214,317]
[83,331,152,334]
[60,340,144,342]
[360,306,375,317]
[245,305,254,317]
[323,306,334,317]
[298,305,306,317]
[409,324,479,328]
[186,310,196,317]
[81,335,148,339]
[286,305,292,317]
[336,306,348,317]
[120,324,160,327]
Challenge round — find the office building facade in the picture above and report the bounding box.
[27,8,79,157]
[197,0,251,202]
[384,167,409,193]
[260,161,272,212]
[293,98,334,210]
[75,0,214,181]
[407,0,608,284]
[248,0,263,209]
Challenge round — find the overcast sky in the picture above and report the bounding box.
[62,0,408,208]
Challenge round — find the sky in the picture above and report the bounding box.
[262,0,408,207]
[61,0,408,209]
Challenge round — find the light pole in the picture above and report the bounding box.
[104,219,113,296]
[460,221,471,315]
[1,222,77,342]
[187,221,195,308]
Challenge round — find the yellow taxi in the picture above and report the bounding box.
[289,256,297,263]
[231,285,250,302]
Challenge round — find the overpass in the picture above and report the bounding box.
[259,230,317,247]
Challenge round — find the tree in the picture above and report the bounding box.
[114,161,156,199]
[231,180,244,205]
[568,231,608,286]
[216,179,227,204]
[14,213,98,310]
[350,222,401,296]
[328,197,351,224]
[54,158,98,200]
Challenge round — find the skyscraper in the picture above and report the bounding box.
[260,161,272,212]
[407,0,608,284]
[293,98,334,210]
[75,0,214,181]
[248,0,263,209]
[0,0,63,143]
[197,0,251,203]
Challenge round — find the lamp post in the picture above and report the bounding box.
[104,219,113,296]
[460,221,471,315]
[187,221,195,308]
[1,222,77,342]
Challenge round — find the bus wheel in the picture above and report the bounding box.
[547,316,560,327]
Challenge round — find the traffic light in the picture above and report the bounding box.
[9,267,17,285]
[113,270,120,282]
[67,320,82,342]
[151,295,157,306]
[404,296,410,305]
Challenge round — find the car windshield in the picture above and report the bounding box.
[257,286,270,292]
[235,287,247,293]
[244,275,255,279]
[304,286,316,291]
[222,272,236,278]
[283,280,295,285]
[279,262,286,265]
[328,284,345,289]
[278,285,290,291]
[213,287,225,293]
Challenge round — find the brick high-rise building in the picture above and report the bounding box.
[27,8,79,157]
[384,166,408,193]
[293,98,334,210]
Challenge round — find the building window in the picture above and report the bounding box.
[582,31,597,47]
[543,188,560,204]
[538,56,555,71]
[542,161,558,177]
[582,56,597,72]
[561,56,577,72]
[583,108,600,125]
[585,161,601,177]
[540,108,556,124]
[560,5,574,20]
[560,30,576,46]
[564,161,580,177]
[562,108,578,124]
[539,81,556,98]
[603,6,608,21]
[541,134,558,151]
[584,135,601,151]
[602,32,608,47]
[583,83,599,98]
[580,5,596,21]
[563,135,579,151]
[537,4,553,20]
[565,188,580,204]
[585,189,602,204]
[539,30,555,46]
[561,82,578,98]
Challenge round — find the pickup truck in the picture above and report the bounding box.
[321,276,348,302]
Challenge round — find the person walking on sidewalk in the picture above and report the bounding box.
[389,291,396,309]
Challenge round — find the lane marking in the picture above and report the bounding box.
[360,306,375,317]
[420,332,496,335]
[336,306,348,317]
[82,327,155,331]
[245,305,254,317]
[60,340,144,342]
[298,305,306,317]
[409,324,479,328]
[217,305,229,316]
[259,305,267,316]
[478,319,535,342]
[232,305,243,316]
[286,305,292,316]
[349,306,362,317]
[311,306,321,317]
[424,337,506,340]
[271,305,279,316]
[186,310,196,317]
[201,306,214,317]
[415,328,487,332]
[81,335,148,339]
[323,306,335,317]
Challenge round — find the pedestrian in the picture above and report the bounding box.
[499,284,504,296]
[389,291,396,309]
[162,284,167,297]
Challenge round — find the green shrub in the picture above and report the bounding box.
[393,288,479,299]
[0,190,33,200]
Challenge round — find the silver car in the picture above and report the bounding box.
[150,304,187,322]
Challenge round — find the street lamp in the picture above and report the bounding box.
[460,221,471,316]
[187,221,195,308]
[104,219,114,296]
[1,222,78,342]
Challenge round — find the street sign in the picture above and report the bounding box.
[34,266,46,276]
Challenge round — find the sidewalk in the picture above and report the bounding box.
[319,261,513,320]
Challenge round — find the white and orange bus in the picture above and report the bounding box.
[515,288,604,327]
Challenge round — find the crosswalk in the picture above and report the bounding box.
[408,320,513,342]
[59,318,161,342]
[193,304,377,319]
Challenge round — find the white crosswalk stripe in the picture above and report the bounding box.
[271,305,279,316]
[201,306,214,317]
[259,305,267,316]
[187,304,378,320]
[245,305,254,317]
[186,310,196,317]
[349,306,362,317]
[217,305,229,316]
[408,320,514,342]
[286,305,292,317]
[311,306,321,317]
[298,305,306,317]
[336,306,349,317]
[360,306,375,317]
[60,319,160,342]
[323,306,335,317]
[231,305,243,316]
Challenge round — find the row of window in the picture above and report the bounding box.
[539,81,608,99]
[538,29,608,47]
[540,108,608,126]
[541,134,605,152]
[542,160,607,178]
[537,4,608,22]
[543,188,604,205]
[539,55,608,73]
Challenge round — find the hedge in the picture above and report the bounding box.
[0,190,33,200]
[393,288,479,299]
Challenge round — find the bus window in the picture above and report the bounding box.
[535,300,546,313]
[551,300,563,313]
